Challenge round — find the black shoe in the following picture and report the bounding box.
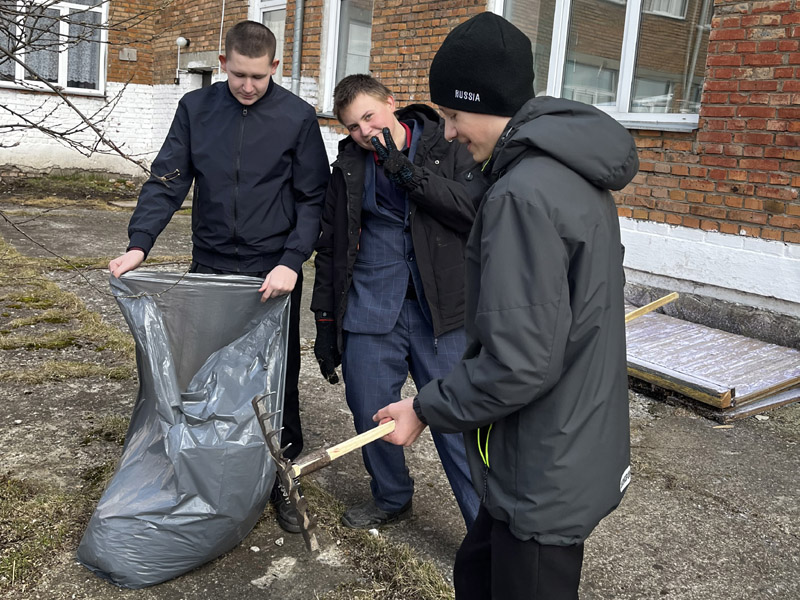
[341,499,412,530]
[270,479,302,534]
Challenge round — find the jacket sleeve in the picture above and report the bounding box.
[417,190,573,432]
[127,101,195,256]
[279,115,331,273]
[406,134,483,234]
[309,169,342,316]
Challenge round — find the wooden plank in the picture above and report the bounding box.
[625,292,679,323]
[628,357,733,408]
[626,307,800,409]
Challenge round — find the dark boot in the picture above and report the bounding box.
[341,499,412,529]
[270,479,302,534]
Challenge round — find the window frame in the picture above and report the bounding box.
[0,0,108,96]
[321,0,374,114]
[495,0,702,131]
[251,0,288,86]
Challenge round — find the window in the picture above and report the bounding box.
[1,0,107,93]
[258,0,286,85]
[499,0,712,130]
[644,0,687,19]
[322,0,374,113]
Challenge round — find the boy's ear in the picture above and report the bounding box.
[219,55,227,73]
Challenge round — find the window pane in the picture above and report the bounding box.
[562,0,626,106]
[503,0,556,95]
[23,8,59,84]
[67,8,100,89]
[336,0,373,82]
[262,8,286,84]
[632,0,711,113]
[1,18,15,81]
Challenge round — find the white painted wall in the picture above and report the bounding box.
[0,77,199,178]
[620,218,800,318]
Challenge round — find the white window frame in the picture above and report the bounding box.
[0,0,108,96]
[250,0,287,85]
[320,0,374,114]
[493,0,701,131]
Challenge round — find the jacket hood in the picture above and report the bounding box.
[492,97,639,191]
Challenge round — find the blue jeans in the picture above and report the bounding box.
[342,299,479,529]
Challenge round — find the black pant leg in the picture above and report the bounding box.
[456,505,584,600]
[492,516,584,600]
[280,271,303,461]
[454,505,493,600]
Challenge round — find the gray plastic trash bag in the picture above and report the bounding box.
[76,272,288,589]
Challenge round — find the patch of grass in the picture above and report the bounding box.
[0,360,134,383]
[0,462,117,591]
[1,172,140,205]
[0,330,78,350]
[303,483,455,600]
[5,308,72,328]
[0,475,88,590]
[0,238,136,363]
[81,415,129,447]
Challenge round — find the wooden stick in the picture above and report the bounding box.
[292,420,396,478]
[625,292,679,323]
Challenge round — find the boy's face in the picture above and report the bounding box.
[339,92,399,151]
[438,106,510,163]
[220,49,278,105]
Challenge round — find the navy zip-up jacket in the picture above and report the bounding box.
[128,80,330,273]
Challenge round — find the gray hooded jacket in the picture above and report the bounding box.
[417,97,638,545]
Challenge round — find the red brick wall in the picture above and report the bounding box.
[148,0,249,84]
[619,0,800,244]
[107,0,156,85]
[286,0,486,106]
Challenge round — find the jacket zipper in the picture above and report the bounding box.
[233,107,247,269]
[477,424,493,501]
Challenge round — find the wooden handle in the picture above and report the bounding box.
[292,420,396,478]
[625,292,679,323]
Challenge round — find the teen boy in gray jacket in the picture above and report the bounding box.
[375,12,638,599]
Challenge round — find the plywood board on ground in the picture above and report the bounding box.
[625,307,800,410]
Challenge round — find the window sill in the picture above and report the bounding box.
[0,81,105,98]
[600,110,700,133]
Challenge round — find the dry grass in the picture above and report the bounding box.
[304,483,455,600]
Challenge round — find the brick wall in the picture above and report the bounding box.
[285,0,486,108]
[106,0,157,85]
[149,0,249,85]
[618,0,800,244]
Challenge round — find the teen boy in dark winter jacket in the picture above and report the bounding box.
[311,75,485,530]
[108,21,330,534]
[375,13,638,599]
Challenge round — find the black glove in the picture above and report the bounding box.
[314,315,340,384]
[371,127,418,188]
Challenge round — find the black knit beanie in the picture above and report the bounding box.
[429,12,534,117]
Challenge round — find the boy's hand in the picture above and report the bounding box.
[109,249,145,278]
[371,127,417,188]
[258,265,297,302]
[373,397,427,447]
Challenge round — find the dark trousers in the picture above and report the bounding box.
[454,505,584,600]
[189,263,303,460]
